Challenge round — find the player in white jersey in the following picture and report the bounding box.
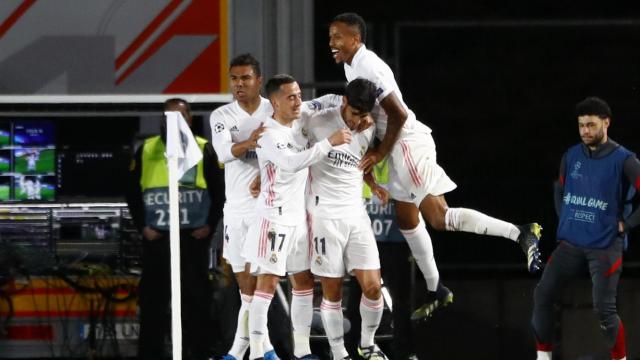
[329,13,543,321]
[303,79,389,360]
[209,54,276,360]
[210,55,342,360]
[243,74,350,360]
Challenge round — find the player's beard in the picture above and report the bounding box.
[581,128,605,147]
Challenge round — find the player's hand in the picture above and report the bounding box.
[247,123,266,149]
[618,220,625,235]
[372,185,390,206]
[355,114,374,132]
[249,175,261,198]
[142,226,162,241]
[191,224,211,240]
[359,148,383,174]
[328,128,352,146]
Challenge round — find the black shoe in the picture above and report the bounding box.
[410,283,453,321]
[517,223,543,273]
[357,345,388,360]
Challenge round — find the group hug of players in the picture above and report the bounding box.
[209,12,637,360]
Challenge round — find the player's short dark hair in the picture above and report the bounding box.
[265,74,296,99]
[230,53,261,77]
[164,97,191,114]
[333,12,366,43]
[345,78,377,113]
[576,97,612,119]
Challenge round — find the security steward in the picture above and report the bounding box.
[127,98,224,360]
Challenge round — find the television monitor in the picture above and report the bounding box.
[14,148,54,174]
[0,176,10,201]
[13,121,55,147]
[0,123,10,147]
[0,150,10,172]
[13,175,55,201]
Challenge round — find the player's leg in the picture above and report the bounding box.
[586,238,626,360]
[319,276,350,360]
[287,220,318,360]
[347,215,387,360]
[532,240,584,359]
[394,200,451,321]
[353,269,387,360]
[289,270,316,359]
[223,217,270,360]
[419,192,543,273]
[249,274,280,360]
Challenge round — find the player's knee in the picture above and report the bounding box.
[533,283,553,307]
[593,301,616,320]
[426,215,446,231]
[362,282,382,300]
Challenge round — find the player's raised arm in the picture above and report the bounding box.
[257,129,350,173]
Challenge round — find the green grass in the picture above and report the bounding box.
[0,186,9,201]
[14,149,54,173]
[14,186,54,201]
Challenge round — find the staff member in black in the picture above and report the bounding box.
[532,97,640,360]
[127,98,225,360]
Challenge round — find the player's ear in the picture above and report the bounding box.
[341,96,348,109]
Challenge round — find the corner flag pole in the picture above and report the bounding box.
[164,111,203,360]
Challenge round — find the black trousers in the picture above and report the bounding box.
[138,231,212,360]
[532,237,624,349]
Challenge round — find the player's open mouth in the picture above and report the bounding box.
[331,49,339,59]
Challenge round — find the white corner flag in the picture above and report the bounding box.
[164,111,203,360]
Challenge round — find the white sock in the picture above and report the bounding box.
[228,292,251,359]
[291,289,314,358]
[249,291,273,359]
[401,224,439,291]
[445,207,520,241]
[320,298,349,360]
[537,351,552,360]
[359,295,383,348]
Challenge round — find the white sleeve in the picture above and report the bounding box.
[301,94,343,116]
[257,132,332,173]
[209,111,236,163]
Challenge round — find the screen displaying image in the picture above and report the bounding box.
[0,176,10,201]
[0,123,10,147]
[14,148,54,174]
[13,121,55,147]
[14,175,55,201]
[0,150,11,172]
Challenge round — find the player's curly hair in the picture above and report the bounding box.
[576,97,612,120]
[333,12,366,44]
[345,78,377,113]
[230,53,261,77]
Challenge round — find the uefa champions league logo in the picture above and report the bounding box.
[570,161,583,180]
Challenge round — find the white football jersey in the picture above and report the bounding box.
[255,117,332,226]
[303,107,375,218]
[344,44,431,140]
[209,97,272,216]
[209,95,342,216]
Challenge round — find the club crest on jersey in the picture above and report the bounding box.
[214,122,225,133]
[270,253,278,263]
[301,128,309,137]
[360,146,366,156]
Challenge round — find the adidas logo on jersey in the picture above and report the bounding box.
[230,125,239,132]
